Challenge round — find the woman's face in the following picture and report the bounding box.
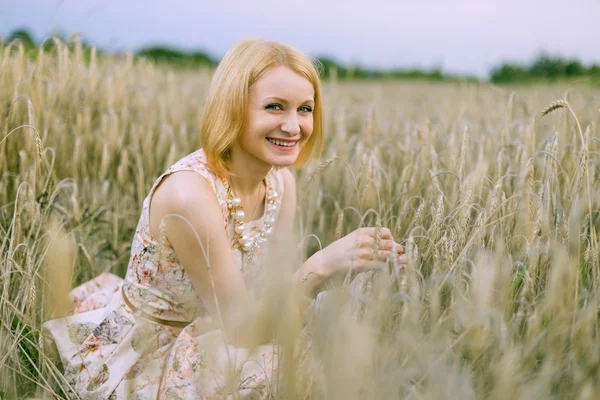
[236,65,315,169]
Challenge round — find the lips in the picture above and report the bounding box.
[266,138,299,147]
[266,137,299,143]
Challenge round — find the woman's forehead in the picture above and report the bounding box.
[251,66,314,100]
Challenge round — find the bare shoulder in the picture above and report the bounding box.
[150,171,222,238]
[153,171,217,210]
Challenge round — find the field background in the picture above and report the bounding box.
[2,39,600,399]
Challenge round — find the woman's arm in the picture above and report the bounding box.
[150,171,252,344]
[150,169,399,348]
[150,170,328,347]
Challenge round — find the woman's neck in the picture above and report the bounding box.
[226,146,272,198]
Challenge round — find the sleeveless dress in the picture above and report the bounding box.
[42,149,284,399]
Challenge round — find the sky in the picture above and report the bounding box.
[1,0,599,78]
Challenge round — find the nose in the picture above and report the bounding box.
[281,112,301,136]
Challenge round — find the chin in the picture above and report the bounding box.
[265,154,299,168]
[260,143,303,167]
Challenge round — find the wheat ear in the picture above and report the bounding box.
[304,157,336,187]
[542,99,597,273]
[335,210,345,239]
[541,100,568,116]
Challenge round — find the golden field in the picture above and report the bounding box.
[1,38,600,399]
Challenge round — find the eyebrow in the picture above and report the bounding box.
[263,96,315,105]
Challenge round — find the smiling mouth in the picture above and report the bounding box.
[266,138,299,148]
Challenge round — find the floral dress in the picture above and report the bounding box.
[42,149,284,399]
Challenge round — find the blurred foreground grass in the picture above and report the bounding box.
[1,39,600,399]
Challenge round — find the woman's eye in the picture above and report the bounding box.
[299,106,313,113]
[266,104,282,111]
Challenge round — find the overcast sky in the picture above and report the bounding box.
[1,0,599,78]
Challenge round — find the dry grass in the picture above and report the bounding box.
[2,38,600,399]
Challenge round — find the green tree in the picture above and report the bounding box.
[7,29,35,48]
[136,46,217,67]
[490,64,530,83]
[565,60,584,77]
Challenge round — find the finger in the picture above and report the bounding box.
[359,227,374,235]
[362,260,389,272]
[358,233,374,248]
[374,249,393,262]
[359,234,383,248]
[398,254,407,264]
[361,227,393,239]
[380,240,395,251]
[380,228,393,239]
[361,227,379,239]
[395,243,404,254]
[358,247,389,261]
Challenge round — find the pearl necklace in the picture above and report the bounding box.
[224,172,279,256]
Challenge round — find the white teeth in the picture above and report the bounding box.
[267,138,296,147]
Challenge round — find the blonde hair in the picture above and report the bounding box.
[201,38,324,178]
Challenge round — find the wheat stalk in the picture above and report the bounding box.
[458,125,469,180]
[1,39,600,398]
[542,99,596,272]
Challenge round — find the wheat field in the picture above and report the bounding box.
[1,38,600,399]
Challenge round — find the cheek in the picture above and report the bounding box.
[252,113,279,133]
[241,115,267,143]
[302,119,314,137]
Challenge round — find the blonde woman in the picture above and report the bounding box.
[43,38,406,399]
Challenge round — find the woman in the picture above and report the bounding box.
[42,38,406,399]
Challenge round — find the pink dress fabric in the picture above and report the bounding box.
[42,149,284,399]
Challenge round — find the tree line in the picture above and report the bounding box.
[4,29,600,84]
[490,53,600,84]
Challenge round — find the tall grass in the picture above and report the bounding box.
[1,37,600,399]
